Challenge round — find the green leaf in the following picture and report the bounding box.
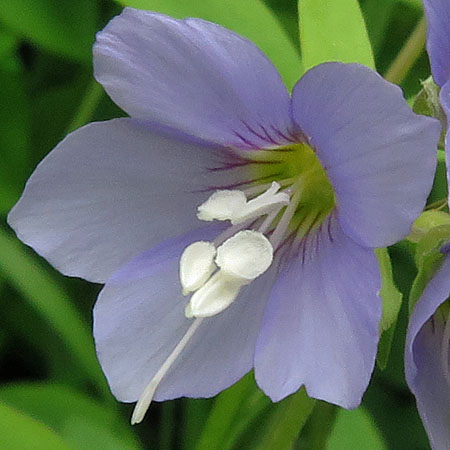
[326,408,387,450]
[0,0,97,63]
[113,0,302,90]
[298,0,375,71]
[0,228,109,398]
[361,0,397,56]
[194,373,256,450]
[221,390,270,450]
[0,402,73,450]
[375,248,403,369]
[0,383,141,450]
[0,31,30,215]
[0,72,30,215]
[253,388,315,450]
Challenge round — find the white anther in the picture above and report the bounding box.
[215,230,273,281]
[197,182,290,225]
[179,241,217,295]
[185,230,274,318]
[197,190,246,221]
[231,182,290,225]
[187,271,243,318]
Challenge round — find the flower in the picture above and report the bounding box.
[8,8,440,424]
[405,1,450,448]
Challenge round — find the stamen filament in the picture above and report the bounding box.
[243,177,296,197]
[131,318,204,425]
[213,219,254,247]
[258,205,283,234]
[440,313,450,390]
[269,180,303,249]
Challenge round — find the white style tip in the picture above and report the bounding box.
[180,241,216,294]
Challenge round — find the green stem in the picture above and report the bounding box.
[384,16,427,85]
[66,79,103,133]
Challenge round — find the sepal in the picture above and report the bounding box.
[413,76,446,148]
[409,224,450,313]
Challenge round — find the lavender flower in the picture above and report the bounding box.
[405,1,450,447]
[8,8,440,423]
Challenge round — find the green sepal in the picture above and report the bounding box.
[413,76,446,148]
[409,224,450,314]
[375,248,402,369]
[408,210,450,243]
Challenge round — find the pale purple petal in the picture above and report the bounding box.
[423,0,450,87]
[8,118,239,283]
[254,215,381,408]
[94,227,276,402]
[94,8,293,149]
[405,256,450,449]
[291,62,440,248]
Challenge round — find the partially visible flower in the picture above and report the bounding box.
[405,1,450,448]
[8,8,440,423]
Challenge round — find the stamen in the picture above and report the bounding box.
[242,177,295,197]
[131,318,204,425]
[258,205,283,234]
[186,231,273,318]
[270,180,303,249]
[197,182,289,225]
[440,312,450,390]
[197,190,246,222]
[231,182,289,224]
[180,241,216,295]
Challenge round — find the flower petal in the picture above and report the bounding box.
[94,8,292,148]
[94,227,275,402]
[405,256,450,449]
[291,62,440,248]
[254,216,381,408]
[423,0,450,87]
[8,118,237,283]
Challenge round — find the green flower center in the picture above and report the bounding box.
[249,143,336,235]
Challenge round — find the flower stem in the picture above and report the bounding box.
[66,79,104,133]
[384,16,427,85]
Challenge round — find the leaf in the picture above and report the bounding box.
[253,388,315,450]
[0,32,30,215]
[0,383,142,450]
[221,390,270,450]
[361,0,397,56]
[375,248,403,369]
[113,0,302,90]
[193,373,256,450]
[326,408,387,450]
[298,0,375,71]
[0,0,97,64]
[0,402,73,450]
[0,228,109,397]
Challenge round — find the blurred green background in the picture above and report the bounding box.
[0,0,440,448]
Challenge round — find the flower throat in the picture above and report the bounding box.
[248,142,336,237]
